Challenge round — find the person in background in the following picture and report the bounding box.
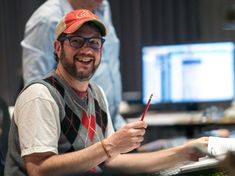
[5,9,208,176]
[21,0,125,130]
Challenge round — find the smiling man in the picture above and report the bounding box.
[5,9,208,176]
[21,0,126,131]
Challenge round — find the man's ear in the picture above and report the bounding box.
[54,40,61,56]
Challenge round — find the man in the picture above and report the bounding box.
[21,0,125,130]
[5,9,208,176]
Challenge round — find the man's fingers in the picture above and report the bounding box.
[129,128,146,137]
[125,121,147,129]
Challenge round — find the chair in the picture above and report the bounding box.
[0,97,11,175]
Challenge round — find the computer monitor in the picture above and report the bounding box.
[142,42,235,111]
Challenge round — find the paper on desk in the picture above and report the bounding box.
[208,137,235,156]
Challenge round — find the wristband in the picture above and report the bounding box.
[101,140,111,158]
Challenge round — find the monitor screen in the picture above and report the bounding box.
[142,42,235,108]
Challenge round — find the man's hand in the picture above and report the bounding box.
[104,121,147,157]
[182,137,209,161]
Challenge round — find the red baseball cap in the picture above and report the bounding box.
[55,9,107,39]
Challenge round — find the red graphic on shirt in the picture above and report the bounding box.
[81,112,96,141]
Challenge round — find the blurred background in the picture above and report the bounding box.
[1,0,235,108]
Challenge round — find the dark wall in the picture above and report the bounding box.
[1,0,235,105]
[0,0,46,105]
[109,0,201,101]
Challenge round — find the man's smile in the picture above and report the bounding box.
[75,57,95,64]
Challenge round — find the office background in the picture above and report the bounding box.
[1,0,235,106]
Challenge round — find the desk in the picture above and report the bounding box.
[127,112,235,141]
[126,111,235,126]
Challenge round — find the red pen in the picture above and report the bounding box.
[141,94,153,121]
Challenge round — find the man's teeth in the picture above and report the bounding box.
[77,58,93,62]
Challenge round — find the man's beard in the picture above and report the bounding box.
[60,48,100,81]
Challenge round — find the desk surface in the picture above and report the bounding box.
[127,112,235,126]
